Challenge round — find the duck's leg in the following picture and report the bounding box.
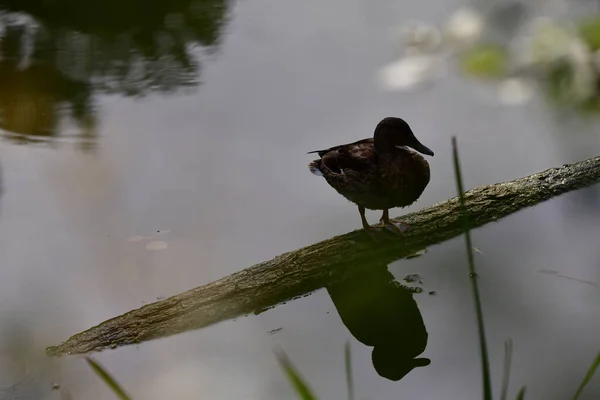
[358,205,386,242]
[358,205,371,230]
[380,209,410,234]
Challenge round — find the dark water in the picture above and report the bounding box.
[1,0,600,399]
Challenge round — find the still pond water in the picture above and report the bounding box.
[0,0,600,399]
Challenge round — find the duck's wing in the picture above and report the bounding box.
[307,138,374,157]
[308,138,376,174]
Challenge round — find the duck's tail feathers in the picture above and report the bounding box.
[308,160,324,176]
[307,148,333,156]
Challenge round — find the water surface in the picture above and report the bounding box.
[1,0,600,399]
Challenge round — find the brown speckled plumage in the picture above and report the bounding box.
[308,117,434,233]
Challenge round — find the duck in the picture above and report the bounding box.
[308,117,434,234]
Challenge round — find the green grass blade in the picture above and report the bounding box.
[276,351,318,400]
[515,386,526,400]
[345,341,354,400]
[86,357,132,400]
[572,351,600,400]
[500,339,514,400]
[452,137,492,400]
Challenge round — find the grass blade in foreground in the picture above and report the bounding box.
[572,351,600,400]
[452,136,492,400]
[345,341,354,400]
[276,351,318,400]
[86,357,132,400]
[500,339,513,400]
[515,387,526,400]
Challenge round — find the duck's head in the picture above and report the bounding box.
[374,117,434,156]
[371,345,431,381]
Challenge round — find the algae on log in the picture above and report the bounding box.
[47,156,600,356]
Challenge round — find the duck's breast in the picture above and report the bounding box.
[379,150,431,207]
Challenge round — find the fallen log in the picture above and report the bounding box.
[47,155,600,356]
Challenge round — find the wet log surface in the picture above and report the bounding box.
[47,156,600,355]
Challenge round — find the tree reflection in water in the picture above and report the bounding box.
[0,0,231,150]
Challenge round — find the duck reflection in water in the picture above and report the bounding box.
[326,266,430,381]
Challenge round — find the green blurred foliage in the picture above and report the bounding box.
[579,16,600,51]
[460,44,508,79]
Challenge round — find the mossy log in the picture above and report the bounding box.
[47,155,600,356]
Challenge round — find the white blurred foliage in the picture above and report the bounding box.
[444,8,485,45]
[378,8,484,92]
[516,17,597,101]
[497,78,535,105]
[377,54,445,91]
[381,6,600,107]
[567,40,597,100]
[399,20,443,54]
[519,18,579,66]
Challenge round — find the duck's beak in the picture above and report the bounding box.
[406,136,434,156]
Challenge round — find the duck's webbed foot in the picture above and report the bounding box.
[358,205,388,241]
[380,209,410,235]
